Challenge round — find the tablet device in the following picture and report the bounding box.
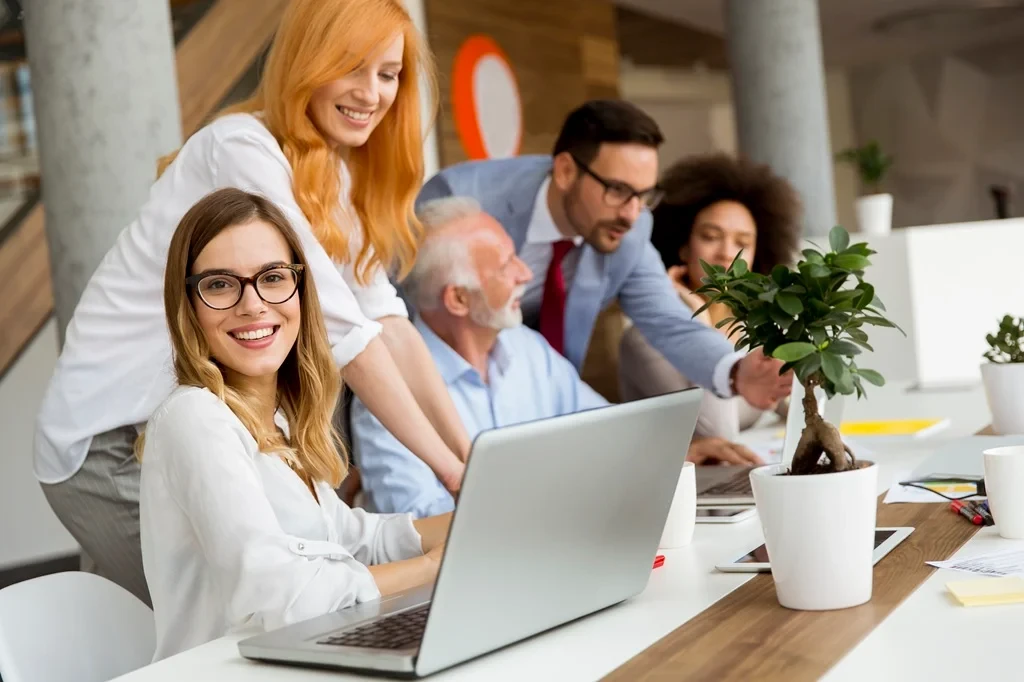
[714,527,914,573]
[695,506,757,524]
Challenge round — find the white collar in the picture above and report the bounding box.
[526,177,583,246]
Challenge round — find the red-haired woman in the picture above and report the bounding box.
[35,0,468,607]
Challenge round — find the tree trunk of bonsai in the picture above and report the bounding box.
[790,376,856,476]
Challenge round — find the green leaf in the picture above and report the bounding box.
[782,284,807,295]
[730,258,749,276]
[829,226,850,252]
[715,317,737,330]
[870,294,886,311]
[801,249,825,264]
[785,319,806,341]
[833,254,870,271]
[847,327,869,342]
[772,342,818,363]
[758,289,777,303]
[793,353,822,383]
[770,307,794,329]
[861,315,896,328]
[809,327,828,346]
[828,340,862,356]
[775,292,804,316]
[821,351,846,386]
[809,263,831,279]
[699,259,722,278]
[856,283,875,310]
[771,264,790,286]
[856,368,885,386]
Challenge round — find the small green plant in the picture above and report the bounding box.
[984,315,1024,364]
[836,140,894,195]
[694,226,904,476]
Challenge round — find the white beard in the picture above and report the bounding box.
[468,285,526,331]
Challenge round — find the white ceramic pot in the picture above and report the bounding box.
[749,460,878,611]
[980,362,1024,435]
[855,193,893,235]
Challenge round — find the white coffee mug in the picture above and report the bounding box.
[660,461,696,549]
[983,445,1024,539]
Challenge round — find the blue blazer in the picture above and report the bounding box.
[415,155,734,393]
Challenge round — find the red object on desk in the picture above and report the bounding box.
[653,554,665,569]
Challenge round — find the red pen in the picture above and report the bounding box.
[653,554,665,569]
[951,500,983,525]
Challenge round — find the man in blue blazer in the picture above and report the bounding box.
[416,100,790,409]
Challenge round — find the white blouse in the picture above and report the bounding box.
[139,386,423,662]
[34,112,408,485]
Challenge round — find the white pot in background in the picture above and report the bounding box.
[750,460,878,611]
[980,362,1024,435]
[855,193,893,235]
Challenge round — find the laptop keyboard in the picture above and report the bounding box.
[702,470,753,496]
[317,604,429,650]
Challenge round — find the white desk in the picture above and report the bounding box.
[114,381,1001,681]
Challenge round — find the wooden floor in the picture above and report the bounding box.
[0,0,286,377]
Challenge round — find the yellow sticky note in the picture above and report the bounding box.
[840,419,948,437]
[946,576,1024,607]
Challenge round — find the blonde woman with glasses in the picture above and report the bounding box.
[139,188,450,661]
[35,0,469,607]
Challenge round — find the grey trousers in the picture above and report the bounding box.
[41,424,150,607]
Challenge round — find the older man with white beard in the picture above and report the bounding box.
[351,197,762,517]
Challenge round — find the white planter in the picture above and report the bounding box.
[980,362,1024,434]
[750,460,879,611]
[855,193,893,235]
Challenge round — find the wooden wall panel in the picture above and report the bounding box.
[424,0,621,167]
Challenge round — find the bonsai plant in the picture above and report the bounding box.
[694,225,904,611]
[836,140,895,236]
[980,315,1024,435]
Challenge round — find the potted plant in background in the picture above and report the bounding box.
[695,226,903,611]
[981,315,1024,435]
[837,140,895,236]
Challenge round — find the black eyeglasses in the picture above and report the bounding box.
[571,155,664,210]
[186,264,305,310]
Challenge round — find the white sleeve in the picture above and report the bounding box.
[332,503,423,565]
[149,395,383,631]
[341,257,409,321]
[210,128,381,368]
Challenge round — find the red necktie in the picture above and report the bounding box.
[539,240,574,355]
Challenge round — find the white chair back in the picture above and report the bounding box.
[0,571,155,682]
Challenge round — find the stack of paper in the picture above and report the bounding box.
[946,577,1024,607]
[928,548,1024,577]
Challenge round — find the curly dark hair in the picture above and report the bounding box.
[649,153,802,276]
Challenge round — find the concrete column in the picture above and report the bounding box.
[725,0,836,237]
[23,1,182,344]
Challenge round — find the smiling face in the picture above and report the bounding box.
[190,219,301,388]
[465,215,533,330]
[307,32,404,149]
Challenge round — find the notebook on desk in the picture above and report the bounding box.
[696,376,846,505]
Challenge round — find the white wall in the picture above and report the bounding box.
[620,63,859,232]
[0,320,78,569]
[406,0,441,179]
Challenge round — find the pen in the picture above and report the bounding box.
[653,555,665,569]
[951,500,983,525]
[971,501,994,526]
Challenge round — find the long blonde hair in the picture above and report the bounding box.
[153,188,345,487]
[161,0,436,285]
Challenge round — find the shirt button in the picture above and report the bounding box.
[297,543,305,551]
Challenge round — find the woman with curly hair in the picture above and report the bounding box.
[618,152,802,442]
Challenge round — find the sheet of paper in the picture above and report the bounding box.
[928,548,1024,578]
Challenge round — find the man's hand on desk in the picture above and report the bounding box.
[732,349,792,410]
[687,437,764,466]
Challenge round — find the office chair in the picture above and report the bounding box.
[0,571,155,682]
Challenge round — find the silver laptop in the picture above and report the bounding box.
[238,387,703,678]
[696,376,845,505]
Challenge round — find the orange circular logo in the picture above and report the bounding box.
[451,35,522,160]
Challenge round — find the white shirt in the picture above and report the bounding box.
[139,386,423,661]
[518,177,583,323]
[34,113,407,484]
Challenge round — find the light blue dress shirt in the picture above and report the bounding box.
[349,318,609,518]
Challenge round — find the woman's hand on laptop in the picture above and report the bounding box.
[686,437,764,466]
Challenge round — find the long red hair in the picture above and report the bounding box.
[166,0,437,283]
